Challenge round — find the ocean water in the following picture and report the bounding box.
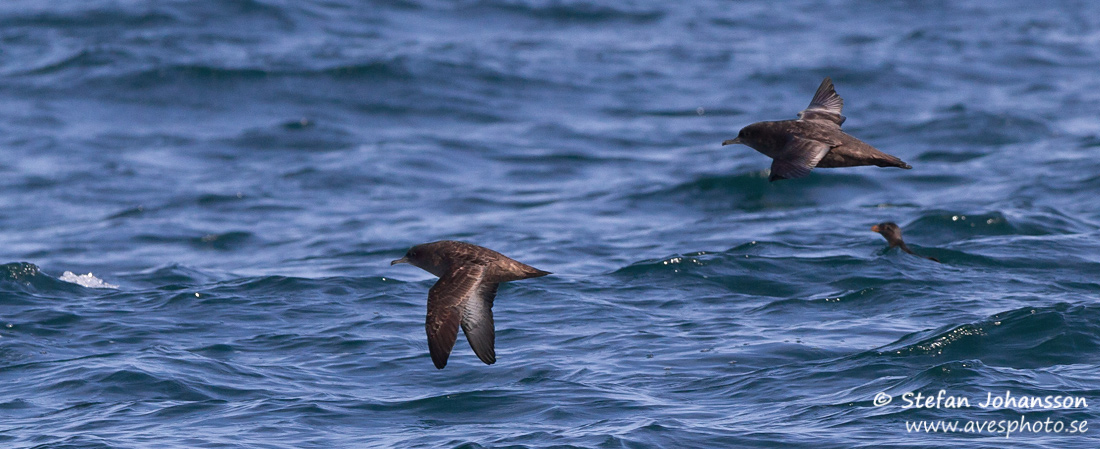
[1,0,1099,447]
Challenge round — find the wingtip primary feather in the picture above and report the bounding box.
[796,77,846,125]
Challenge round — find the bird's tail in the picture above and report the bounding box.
[875,152,912,169]
[519,266,552,280]
[493,260,552,282]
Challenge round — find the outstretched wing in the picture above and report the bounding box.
[426,264,486,369]
[461,281,499,365]
[769,137,832,182]
[797,77,846,126]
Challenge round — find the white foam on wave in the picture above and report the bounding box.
[60,271,119,289]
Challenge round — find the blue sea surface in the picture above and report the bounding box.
[2,1,1099,447]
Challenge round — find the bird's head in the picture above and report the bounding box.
[390,241,450,277]
[722,122,767,148]
[871,222,904,247]
[391,243,432,268]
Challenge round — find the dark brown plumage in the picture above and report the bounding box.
[390,240,550,369]
[871,222,940,263]
[722,77,912,182]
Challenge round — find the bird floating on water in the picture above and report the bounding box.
[871,222,940,263]
[391,240,550,369]
[722,77,912,181]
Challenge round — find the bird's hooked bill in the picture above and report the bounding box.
[722,137,742,146]
[870,225,880,232]
[390,257,409,265]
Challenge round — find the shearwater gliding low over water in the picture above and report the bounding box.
[391,241,551,369]
[871,222,941,263]
[722,77,912,181]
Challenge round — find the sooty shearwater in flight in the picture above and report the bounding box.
[722,77,912,181]
[391,240,550,369]
[871,222,940,263]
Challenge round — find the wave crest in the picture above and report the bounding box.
[877,304,1100,368]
